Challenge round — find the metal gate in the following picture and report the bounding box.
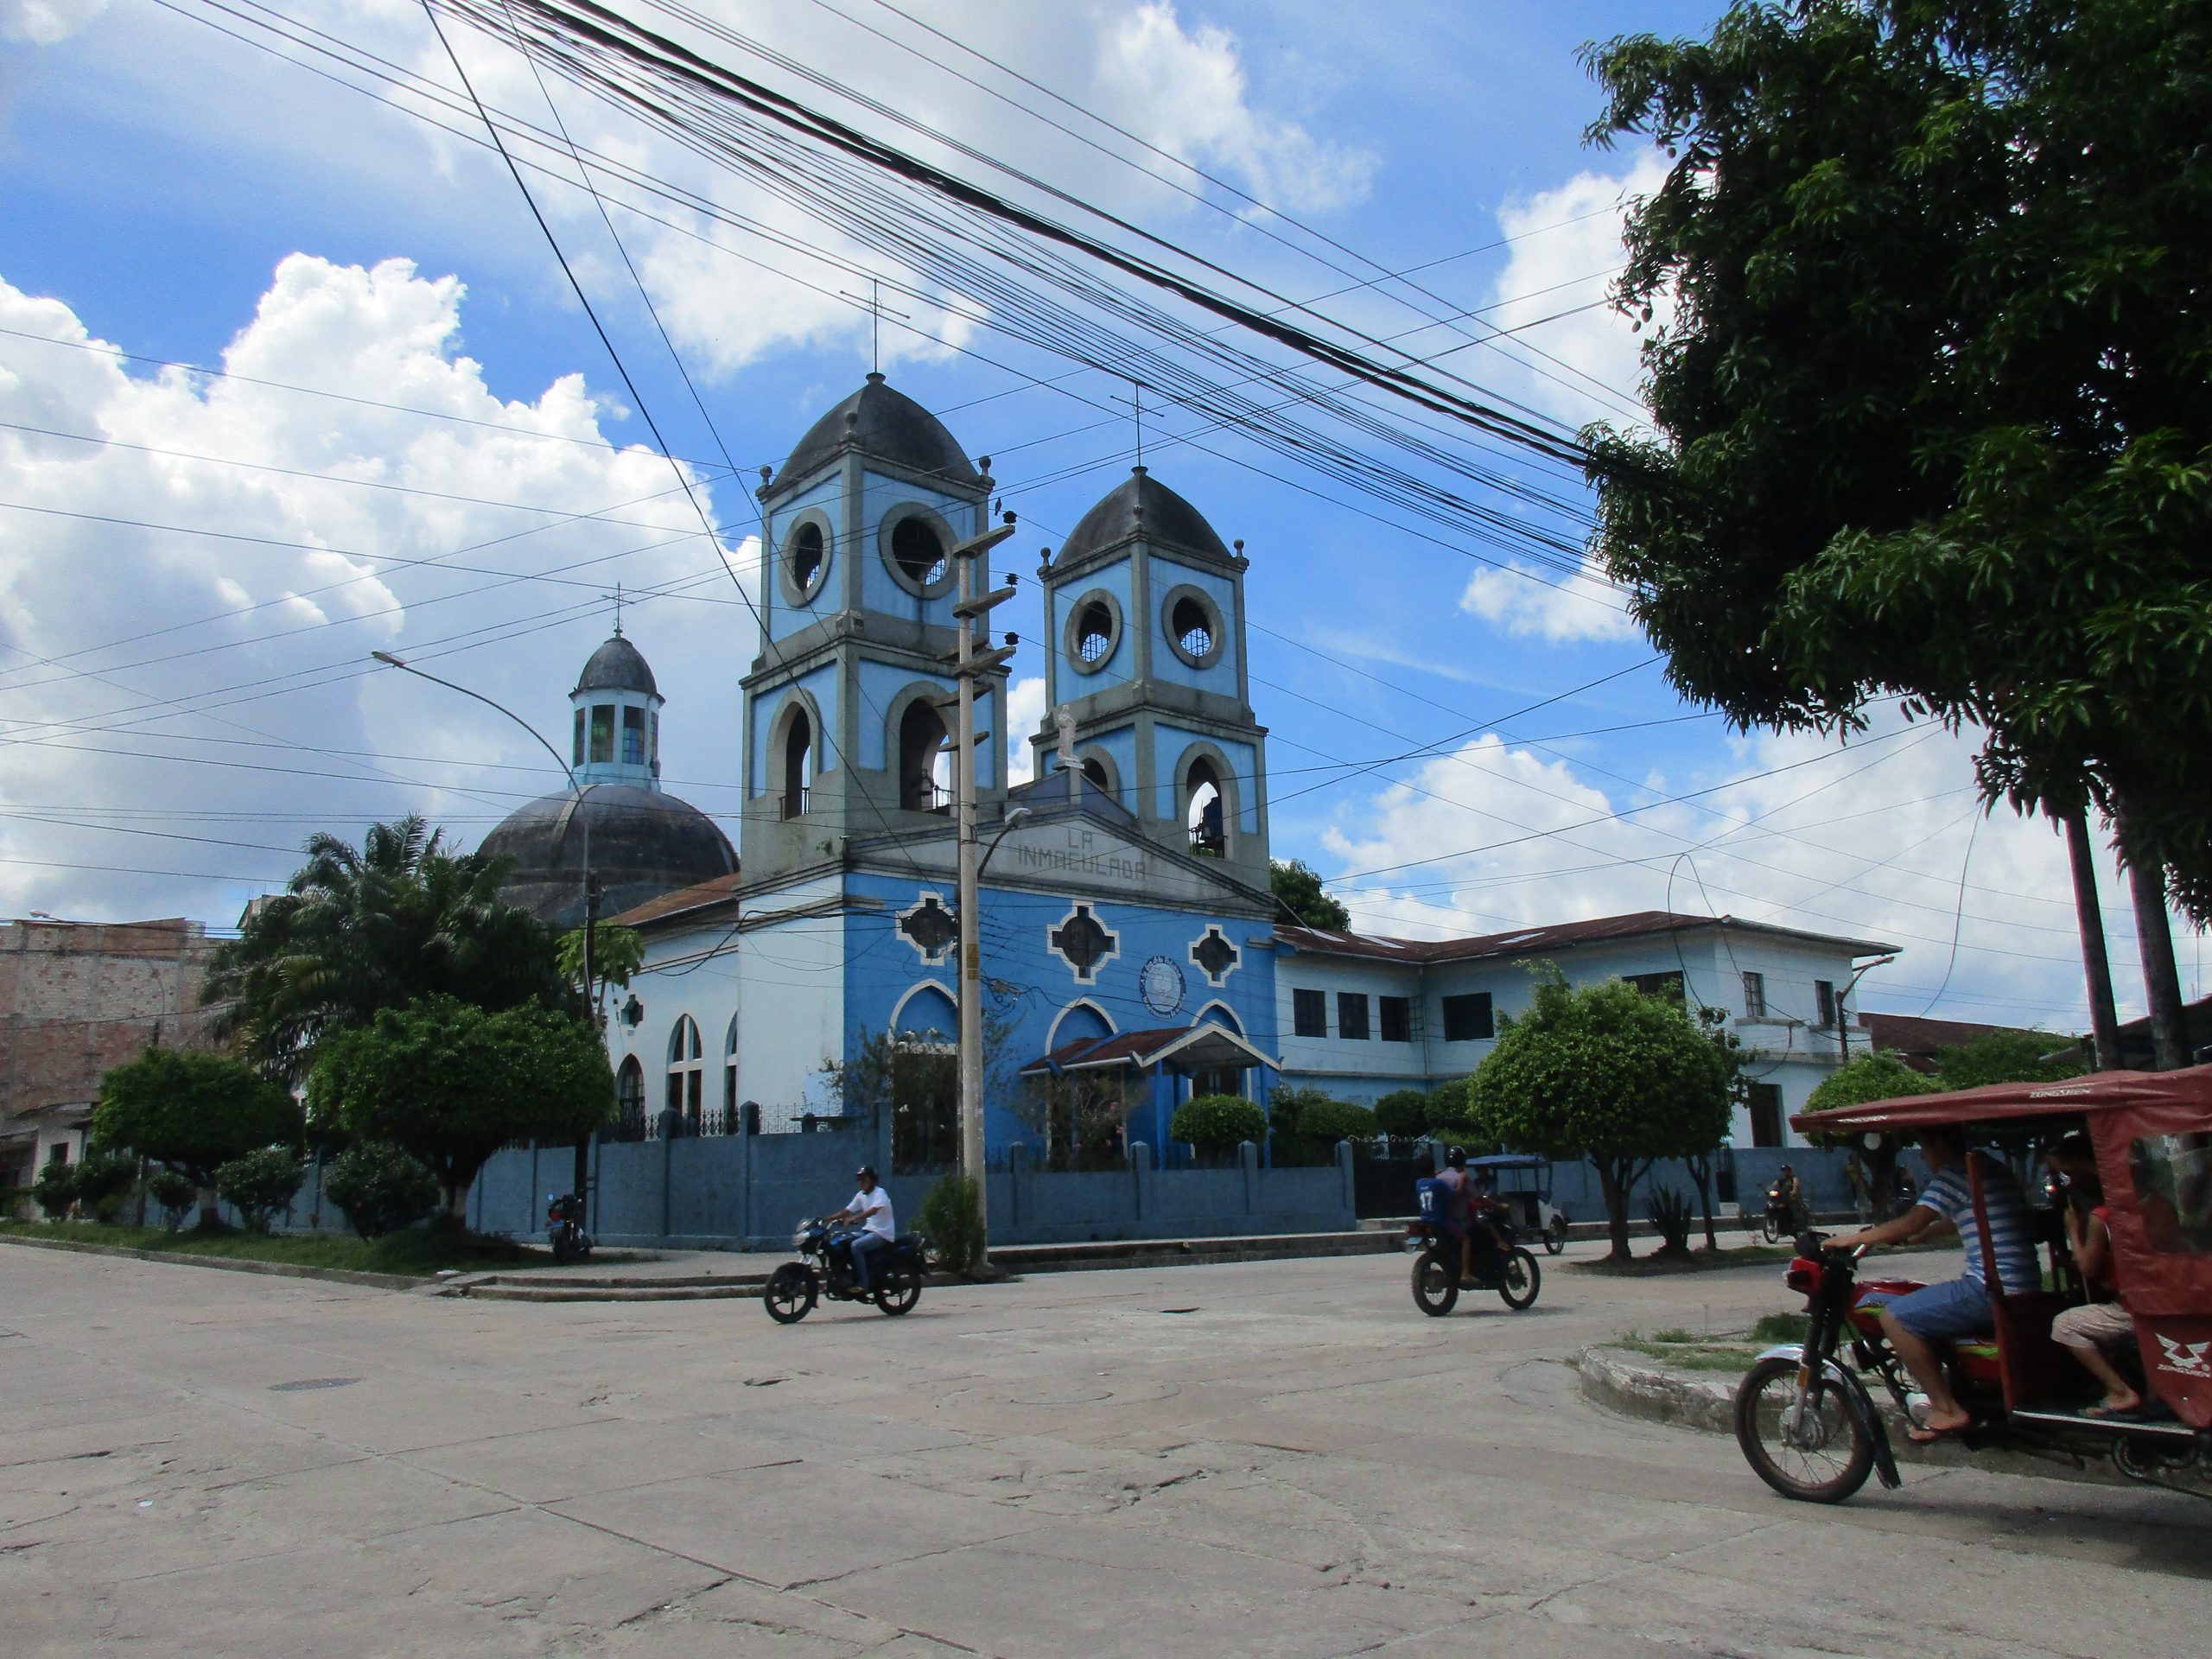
[1352,1143,1429,1220]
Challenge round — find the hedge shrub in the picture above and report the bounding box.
[215,1147,305,1235]
[145,1167,199,1231]
[919,1172,984,1277]
[31,1160,77,1219]
[1374,1090,1430,1139]
[1291,1098,1379,1144]
[321,1141,441,1240]
[70,1150,140,1223]
[1171,1094,1267,1151]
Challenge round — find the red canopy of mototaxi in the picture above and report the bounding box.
[1795,1065,2212,1429]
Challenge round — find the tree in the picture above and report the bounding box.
[1582,2,2212,921]
[1933,1028,2083,1091]
[321,1141,442,1240]
[1685,1007,1755,1250]
[92,1048,302,1224]
[308,996,613,1217]
[1270,859,1351,931]
[205,816,569,1083]
[557,922,644,1019]
[1469,971,1732,1262]
[1802,1052,1941,1220]
[216,1148,305,1235]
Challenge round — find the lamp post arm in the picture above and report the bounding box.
[371,652,577,791]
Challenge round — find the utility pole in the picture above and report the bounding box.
[949,515,1019,1264]
[2063,808,2123,1070]
[1834,955,1894,1065]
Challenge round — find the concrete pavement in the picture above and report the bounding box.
[2,1240,2204,1657]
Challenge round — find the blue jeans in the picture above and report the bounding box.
[848,1230,888,1292]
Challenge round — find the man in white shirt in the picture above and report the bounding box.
[828,1165,895,1294]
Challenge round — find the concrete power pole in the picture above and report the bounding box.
[950,516,1019,1261]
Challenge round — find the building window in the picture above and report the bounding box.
[1625,970,1686,1006]
[1749,1083,1784,1149]
[898,698,951,813]
[1440,992,1493,1042]
[1292,988,1326,1038]
[1741,970,1766,1019]
[782,706,812,819]
[616,1056,645,1140]
[1379,995,1412,1043]
[667,1015,704,1133]
[1186,759,1225,856]
[1338,992,1370,1041]
[1076,601,1114,664]
[1814,979,1838,1028]
[589,703,615,765]
[891,515,947,586]
[723,1014,740,1131]
[573,708,586,766]
[621,706,646,766]
[788,519,825,594]
[1171,595,1213,658]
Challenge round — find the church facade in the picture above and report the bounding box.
[555,376,1897,1162]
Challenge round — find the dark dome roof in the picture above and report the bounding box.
[480,785,735,929]
[772,372,977,492]
[574,633,658,696]
[1057,467,1231,566]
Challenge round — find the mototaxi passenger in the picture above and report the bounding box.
[2044,1133,2145,1418]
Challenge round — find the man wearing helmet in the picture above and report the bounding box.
[826,1165,895,1295]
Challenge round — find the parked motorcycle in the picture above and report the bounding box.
[545,1192,591,1265]
[763,1218,926,1323]
[1406,1196,1541,1315]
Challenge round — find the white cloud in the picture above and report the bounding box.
[1309,704,2183,1033]
[1459,551,1637,645]
[1483,149,1672,430]
[1,0,105,45]
[1005,674,1047,786]
[0,256,752,922]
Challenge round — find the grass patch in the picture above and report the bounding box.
[1616,1332,1763,1373]
[0,1218,531,1277]
[1751,1311,1809,1344]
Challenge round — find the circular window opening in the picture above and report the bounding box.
[892,517,947,586]
[1171,596,1215,660]
[788,521,824,592]
[1076,601,1114,664]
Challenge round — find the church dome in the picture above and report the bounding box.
[574,633,658,697]
[772,372,978,493]
[1057,467,1232,565]
[480,785,736,930]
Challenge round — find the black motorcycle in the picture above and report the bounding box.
[763,1217,926,1323]
[546,1192,591,1264]
[1407,1204,1541,1315]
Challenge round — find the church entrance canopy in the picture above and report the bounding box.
[1020,1023,1279,1080]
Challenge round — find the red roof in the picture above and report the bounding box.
[1790,1065,2212,1135]
[607,871,743,929]
[1276,909,1896,966]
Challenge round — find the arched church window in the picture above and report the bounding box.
[1076,601,1114,664]
[789,520,824,592]
[615,1056,645,1141]
[782,709,812,819]
[722,1014,740,1127]
[899,698,950,814]
[667,1015,703,1133]
[1171,595,1214,659]
[621,706,646,766]
[1081,757,1108,791]
[1187,759,1225,857]
[892,517,947,586]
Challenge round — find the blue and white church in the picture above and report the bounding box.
[499,375,1902,1163]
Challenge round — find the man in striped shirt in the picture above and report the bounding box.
[1830,1123,2037,1442]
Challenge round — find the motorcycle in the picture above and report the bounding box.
[1755,1183,1799,1243]
[545,1192,591,1264]
[763,1217,927,1323]
[1407,1185,1541,1315]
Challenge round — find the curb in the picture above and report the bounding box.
[0,1230,434,1291]
[1575,1344,2133,1489]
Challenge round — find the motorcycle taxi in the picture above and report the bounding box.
[1736,1066,2212,1503]
[1466,1154,1572,1255]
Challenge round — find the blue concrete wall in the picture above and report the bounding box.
[460,1133,1355,1249]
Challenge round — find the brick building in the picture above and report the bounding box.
[0,918,226,1192]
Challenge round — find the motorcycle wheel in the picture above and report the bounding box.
[1760,1212,1782,1244]
[1544,1216,1569,1256]
[1411,1249,1459,1317]
[763,1263,817,1325]
[550,1230,571,1266]
[874,1267,922,1317]
[1497,1248,1541,1310]
[1733,1356,1874,1503]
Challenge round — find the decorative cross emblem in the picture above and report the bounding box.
[1191,925,1238,985]
[1047,903,1119,983]
[897,893,958,963]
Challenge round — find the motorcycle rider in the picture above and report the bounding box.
[826,1166,895,1295]
[1433,1147,1478,1286]
[1771,1163,1804,1232]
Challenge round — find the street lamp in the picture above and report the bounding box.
[1834,955,1897,1063]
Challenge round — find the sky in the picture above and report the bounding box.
[1,0,2199,1036]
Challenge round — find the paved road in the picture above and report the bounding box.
[3,1242,2204,1657]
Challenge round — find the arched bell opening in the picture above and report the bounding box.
[1185,758,1226,857]
[899,697,951,814]
[781,707,814,820]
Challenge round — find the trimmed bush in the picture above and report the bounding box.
[1171,1094,1267,1152]
[215,1147,305,1235]
[1292,1098,1379,1145]
[31,1159,77,1219]
[1424,1078,1478,1137]
[145,1167,199,1232]
[918,1172,984,1278]
[321,1141,441,1240]
[70,1150,140,1224]
[1374,1090,1430,1140]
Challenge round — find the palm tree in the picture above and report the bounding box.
[206,816,568,1082]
